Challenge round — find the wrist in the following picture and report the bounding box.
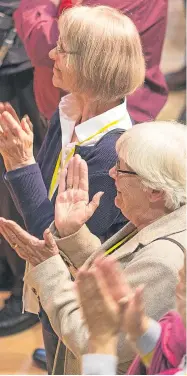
[89,336,118,356]
[128,316,151,342]
[6,157,36,171]
[55,222,81,238]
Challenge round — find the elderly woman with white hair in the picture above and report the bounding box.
[0,120,186,374]
[0,5,145,372]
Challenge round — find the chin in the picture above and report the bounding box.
[52,75,63,89]
[114,196,121,209]
[52,76,59,87]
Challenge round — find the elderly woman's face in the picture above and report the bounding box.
[176,261,186,328]
[49,37,76,92]
[109,155,152,221]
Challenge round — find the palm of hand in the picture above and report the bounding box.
[86,298,119,341]
[78,271,120,342]
[55,189,90,236]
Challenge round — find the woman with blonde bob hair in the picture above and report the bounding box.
[56,6,145,102]
[0,5,145,373]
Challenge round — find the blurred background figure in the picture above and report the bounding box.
[0,0,47,337]
[165,0,186,123]
[158,0,186,123]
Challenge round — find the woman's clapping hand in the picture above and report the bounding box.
[0,102,35,171]
[0,218,59,267]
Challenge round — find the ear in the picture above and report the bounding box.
[147,188,165,203]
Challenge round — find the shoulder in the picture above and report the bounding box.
[50,108,60,129]
[135,238,184,270]
[45,108,61,141]
[80,129,125,172]
[97,128,125,147]
[123,239,185,289]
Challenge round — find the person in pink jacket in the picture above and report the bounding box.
[76,254,186,375]
[14,0,168,123]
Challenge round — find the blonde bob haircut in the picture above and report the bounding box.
[58,5,145,102]
[116,121,187,211]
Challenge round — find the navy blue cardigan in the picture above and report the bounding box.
[4,110,126,241]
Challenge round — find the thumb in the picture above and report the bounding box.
[43,228,58,252]
[134,284,145,311]
[87,191,104,216]
[5,102,20,124]
[25,115,33,132]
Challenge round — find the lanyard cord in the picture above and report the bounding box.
[104,229,138,256]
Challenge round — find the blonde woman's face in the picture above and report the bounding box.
[176,261,186,327]
[49,37,76,93]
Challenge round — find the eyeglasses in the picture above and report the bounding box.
[115,160,138,176]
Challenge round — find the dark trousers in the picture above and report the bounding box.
[0,68,46,296]
[40,307,66,375]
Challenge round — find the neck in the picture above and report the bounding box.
[74,94,121,123]
[133,206,171,231]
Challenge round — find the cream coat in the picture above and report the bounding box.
[25,205,186,374]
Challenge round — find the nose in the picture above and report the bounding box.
[109,165,116,180]
[49,47,56,61]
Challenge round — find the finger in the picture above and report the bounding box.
[88,267,119,311]
[0,103,5,114]
[76,262,89,281]
[58,168,67,194]
[73,154,81,189]
[0,222,24,253]
[23,115,33,132]
[21,117,31,135]
[0,226,24,259]
[87,192,104,216]
[78,159,88,191]
[4,103,20,123]
[43,228,58,251]
[76,269,96,305]
[1,111,22,137]
[77,267,119,331]
[0,218,34,248]
[134,284,145,310]
[66,157,74,189]
[0,113,9,135]
[95,256,131,301]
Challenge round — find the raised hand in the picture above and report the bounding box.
[0,218,59,267]
[76,260,120,354]
[0,104,35,171]
[94,257,150,341]
[55,154,104,237]
[76,256,150,353]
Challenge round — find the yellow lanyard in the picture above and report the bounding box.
[104,229,138,256]
[48,117,125,200]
